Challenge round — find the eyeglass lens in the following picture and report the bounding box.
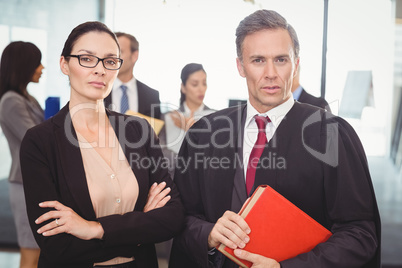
[79,55,122,70]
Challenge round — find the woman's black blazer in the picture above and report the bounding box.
[20,103,184,268]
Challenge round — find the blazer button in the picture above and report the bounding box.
[111,174,115,179]
[116,198,121,203]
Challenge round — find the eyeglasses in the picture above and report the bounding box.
[67,54,123,70]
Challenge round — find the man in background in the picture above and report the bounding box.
[105,32,161,119]
[291,66,331,112]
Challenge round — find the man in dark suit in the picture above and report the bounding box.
[104,32,161,119]
[291,66,331,112]
[169,9,380,268]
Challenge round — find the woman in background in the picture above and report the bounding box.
[19,21,183,268]
[0,41,44,268]
[161,63,214,155]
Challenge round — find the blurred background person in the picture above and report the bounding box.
[0,41,44,268]
[291,66,331,112]
[157,62,215,261]
[161,63,215,155]
[104,32,161,119]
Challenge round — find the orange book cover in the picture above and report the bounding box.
[217,185,332,268]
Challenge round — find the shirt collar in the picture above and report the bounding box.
[114,77,137,89]
[183,101,205,115]
[292,85,303,101]
[245,97,294,129]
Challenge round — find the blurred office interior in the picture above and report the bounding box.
[0,0,401,267]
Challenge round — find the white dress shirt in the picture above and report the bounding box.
[111,77,138,113]
[243,97,294,180]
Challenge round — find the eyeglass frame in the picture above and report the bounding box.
[67,54,123,70]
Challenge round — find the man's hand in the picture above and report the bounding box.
[234,249,280,268]
[170,111,195,131]
[208,211,250,249]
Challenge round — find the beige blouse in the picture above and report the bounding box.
[77,131,139,266]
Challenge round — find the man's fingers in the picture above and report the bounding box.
[208,211,251,249]
[234,249,255,262]
[225,211,251,234]
[218,219,248,248]
[209,227,237,249]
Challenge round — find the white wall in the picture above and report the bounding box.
[105,0,393,155]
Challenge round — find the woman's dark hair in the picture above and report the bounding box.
[0,41,42,99]
[180,63,205,105]
[61,21,120,57]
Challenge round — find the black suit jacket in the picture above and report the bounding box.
[298,88,331,112]
[169,103,380,268]
[20,104,184,268]
[104,79,161,119]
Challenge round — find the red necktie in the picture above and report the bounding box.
[246,115,270,196]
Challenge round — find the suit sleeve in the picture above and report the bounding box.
[20,127,136,264]
[281,116,380,267]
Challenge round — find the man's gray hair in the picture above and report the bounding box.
[236,9,300,61]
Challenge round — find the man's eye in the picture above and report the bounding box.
[253,59,263,63]
[276,58,287,63]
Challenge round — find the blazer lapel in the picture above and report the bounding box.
[53,104,97,220]
[136,80,146,115]
[108,111,149,210]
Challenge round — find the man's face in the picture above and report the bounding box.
[117,36,138,76]
[236,28,299,113]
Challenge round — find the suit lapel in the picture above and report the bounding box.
[253,104,299,191]
[53,104,97,219]
[232,106,248,207]
[204,105,247,219]
[136,80,145,115]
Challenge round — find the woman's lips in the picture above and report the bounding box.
[89,81,106,88]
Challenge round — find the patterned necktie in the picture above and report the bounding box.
[120,84,129,114]
[246,115,270,196]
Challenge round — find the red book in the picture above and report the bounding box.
[217,185,332,267]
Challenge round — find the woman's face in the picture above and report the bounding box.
[181,70,207,107]
[31,64,44,83]
[60,31,120,103]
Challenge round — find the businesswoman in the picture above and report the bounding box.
[161,63,214,154]
[20,21,184,268]
[172,63,212,131]
[0,41,44,268]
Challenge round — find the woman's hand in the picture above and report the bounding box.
[143,181,171,212]
[234,249,280,268]
[170,111,195,131]
[35,201,104,240]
